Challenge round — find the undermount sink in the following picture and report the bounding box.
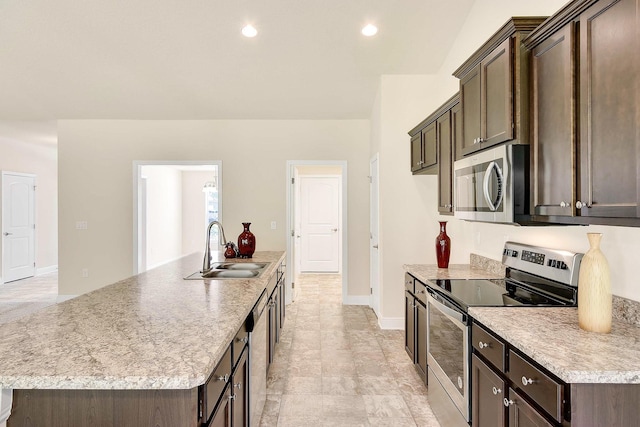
[184,261,270,280]
[211,262,268,270]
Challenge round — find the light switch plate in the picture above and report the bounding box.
[271,221,277,230]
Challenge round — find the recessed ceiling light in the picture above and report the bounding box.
[362,24,378,37]
[242,24,258,38]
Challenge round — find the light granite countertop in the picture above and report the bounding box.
[470,307,640,384]
[403,263,505,284]
[0,251,285,390]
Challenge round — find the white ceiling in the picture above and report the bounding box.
[0,0,474,122]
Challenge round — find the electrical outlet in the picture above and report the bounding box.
[81,268,89,278]
[271,221,277,230]
[76,221,88,230]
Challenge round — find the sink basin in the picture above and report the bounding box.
[211,262,268,270]
[184,261,270,280]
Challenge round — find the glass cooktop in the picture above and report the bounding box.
[428,278,566,312]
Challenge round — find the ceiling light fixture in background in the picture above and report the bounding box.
[242,24,258,38]
[361,24,378,37]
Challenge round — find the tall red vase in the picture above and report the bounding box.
[237,222,256,258]
[435,221,451,268]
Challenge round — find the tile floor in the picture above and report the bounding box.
[0,272,58,325]
[259,273,441,427]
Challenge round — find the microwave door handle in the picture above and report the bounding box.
[482,161,504,212]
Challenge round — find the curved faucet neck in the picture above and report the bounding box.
[203,221,227,272]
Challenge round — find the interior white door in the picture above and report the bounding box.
[2,173,36,283]
[370,155,380,317]
[300,176,340,272]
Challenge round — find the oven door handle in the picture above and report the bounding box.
[427,293,467,325]
[482,161,504,212]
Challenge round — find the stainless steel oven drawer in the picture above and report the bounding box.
[508,349,565,423]
[472,322,505,372]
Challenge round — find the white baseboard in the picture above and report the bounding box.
[56,295,78,303]
[36,265,58,276]
[378,317,404,330]
[342,295,370,305]
[0,388,12,426]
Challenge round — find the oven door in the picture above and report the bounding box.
[427,292,470,422]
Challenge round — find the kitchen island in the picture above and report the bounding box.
[0,250,285,426]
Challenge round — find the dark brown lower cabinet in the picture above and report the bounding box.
[404,290,415,360]
[471,354,506,427]
[415,301,427,380]
[209,385,232,427]
[404,276,427,384]
[506,388,553,427]
[231,347,249,427]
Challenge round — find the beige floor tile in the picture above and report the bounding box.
[279,394,323,417]
[357,376,400,395]
[321,376,359,395]
[367,417,417,426]
[322,360,357,376]
[322,395,367,418]
[362,395,412,418]
[284,376,322,394]
[322,416,370,426]
[277,415,322,427]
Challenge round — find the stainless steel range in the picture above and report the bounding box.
[425,242,583,427]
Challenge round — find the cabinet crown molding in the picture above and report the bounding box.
[452,17,547,78]
[408,93,459,136]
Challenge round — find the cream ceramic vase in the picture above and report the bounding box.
[578,233,612,333]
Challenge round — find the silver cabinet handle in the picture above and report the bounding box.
[416,289,424,294]
[229,393,236,401]
[478,341,490,349]
[373,245,379,249]
[233,382,242,389]
[331,228,338,232]
[217,374,229,382]
[237,336,248,344]
[2,232,12,236]
[576,201,584,209]
[504,398,514,407]
[522,376,533,386]
[492,386,501,395]
[445,204,452,208]
[560,201,568,208]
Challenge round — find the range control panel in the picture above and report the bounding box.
[502,242,584,287]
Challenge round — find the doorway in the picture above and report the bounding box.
[133,161,221,274]
[1,172,36,283]
[286,161,347,305]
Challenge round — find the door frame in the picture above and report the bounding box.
[1,171,36,284]
[369,154,380,317]
[286,160,347,305]
[132,160,222,275]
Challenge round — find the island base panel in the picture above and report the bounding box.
[8,388,198,427]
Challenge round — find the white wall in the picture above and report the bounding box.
[57,120,369,296]
[371,0,640,324]
[181,170,214,257]
[142,165,183,269]
[0,137,58,278]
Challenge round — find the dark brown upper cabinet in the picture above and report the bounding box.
[454,17,547,157]
[524,0,640,226]
[408,94,459,214]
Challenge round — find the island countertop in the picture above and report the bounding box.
[470,307,640,384]
[0,251,285,390]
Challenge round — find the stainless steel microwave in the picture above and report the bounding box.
[453,144,529,224]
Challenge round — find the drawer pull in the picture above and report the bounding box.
[217,374,229,383]
[229,393,236,401]
[416,289,425,294]
[237,336,248,344]
[233,382,242,389]
[504,398,514,407]
[492,386,501,395]
[522,376,534,386]
[478,341,490,349]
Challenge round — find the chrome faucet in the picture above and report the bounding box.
[202,221,227,273]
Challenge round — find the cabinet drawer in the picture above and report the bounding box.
[404,273,415,293]
[205,345,232,422]
[414,280,427,305]
[472,322,505,372]
[233,321,249,369]
[508,350,564,423]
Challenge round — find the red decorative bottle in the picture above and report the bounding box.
[435,221,451,268]
[237,222,256,258]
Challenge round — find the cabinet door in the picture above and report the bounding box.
[437,110,454,214]
[208,385,232,427]
[452,102,463,162]
[471,354,506,427]
[461,63,482,156]
[506,388,554,427]
[531,24,576,217]
[410,133,423,172]
[422,121,438,170]
[415,301,427,381]
[578,0,640,218]
[267,295,277,369]
[404,291,415,361]
[482,37,513,148]
[231,348,249,427]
